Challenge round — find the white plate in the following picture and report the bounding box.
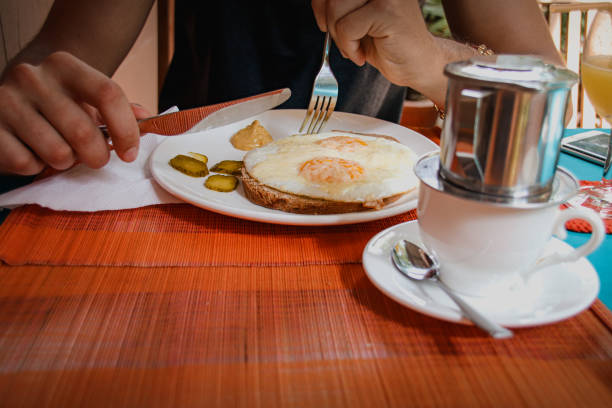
[362,220,600,327]
[150,109,438,226]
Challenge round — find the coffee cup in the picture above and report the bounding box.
[415,153,605,297]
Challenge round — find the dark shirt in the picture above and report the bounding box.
[160,0,407,123]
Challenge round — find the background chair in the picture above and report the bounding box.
[539,0,612,128]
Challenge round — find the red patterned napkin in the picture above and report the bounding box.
[563,180,612,234]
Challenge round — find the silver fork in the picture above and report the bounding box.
[299,32,338,134]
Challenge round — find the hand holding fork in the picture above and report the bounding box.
[299,32,338,134]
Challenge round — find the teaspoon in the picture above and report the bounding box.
[391,240,513,339]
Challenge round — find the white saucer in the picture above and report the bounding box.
[362,220,600,327]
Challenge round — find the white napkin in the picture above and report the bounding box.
[0,109,183,212]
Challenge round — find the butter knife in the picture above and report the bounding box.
[99,88,291,137]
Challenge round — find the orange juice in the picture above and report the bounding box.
[582,55,612,120]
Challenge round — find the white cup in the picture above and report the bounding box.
[416,158,605,297]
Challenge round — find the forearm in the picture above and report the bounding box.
[3,0,155,77]
[442,0,563,66]
[408,37,480,108]
[415,0,564,109]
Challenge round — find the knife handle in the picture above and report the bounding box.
[97,114,177,138]
[98,118,149,139]
[97,106,213,137]
[97,87,290,138]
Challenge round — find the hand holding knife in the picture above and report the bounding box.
[100,88,291,138]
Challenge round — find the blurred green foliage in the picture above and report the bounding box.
[423,0,451,38]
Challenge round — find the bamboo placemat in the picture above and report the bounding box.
[0,204,416,266]
[1,104,610,406]
[0,263,610,407]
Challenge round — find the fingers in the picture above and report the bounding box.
[130,103,152,120]
[10,57,110,168]
[311,0,327,32]
[0,75,76,174]
[311,0,374,65]
[0,51,140,176]
[48,52,140,162]
[334,3,375,65]
[0,126,45,176]
[314,0,428,70]
[80,102,151,124]
[5,101,79,170]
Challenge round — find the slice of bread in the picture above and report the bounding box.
[240,131,416,215]
[240,167,408,215]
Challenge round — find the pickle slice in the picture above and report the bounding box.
[204,174,239,192]
[188,152,208,163]
[169,154,209,177]
[210,160,243,176]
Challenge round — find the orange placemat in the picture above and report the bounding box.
[0,263,610,406]
[0,204,416,266]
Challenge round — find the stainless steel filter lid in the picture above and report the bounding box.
[444,55,578,91]
[415,152,579,209]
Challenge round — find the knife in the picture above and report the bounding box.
[99,88,291,137]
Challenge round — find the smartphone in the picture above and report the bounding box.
[561,130,610,166]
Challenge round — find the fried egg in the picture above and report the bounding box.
[243,132,418,203]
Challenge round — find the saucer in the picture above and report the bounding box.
[362,220,600,327]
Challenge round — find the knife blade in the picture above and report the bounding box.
[99,88,291,137]
[187,88,291,133]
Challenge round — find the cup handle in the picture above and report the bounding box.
[533,207,605,270]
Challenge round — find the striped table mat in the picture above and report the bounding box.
[0,263,611,406]
[0,202,610,327]
[0,203,416,266]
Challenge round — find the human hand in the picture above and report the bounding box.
[0,51,143,176]
[311,0,437,87]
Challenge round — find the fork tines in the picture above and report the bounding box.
[299,32,338,134]
[299,94,337,134]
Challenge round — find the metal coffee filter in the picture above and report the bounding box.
[440,55,578,201]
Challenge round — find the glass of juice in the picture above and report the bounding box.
[569,8,612,219]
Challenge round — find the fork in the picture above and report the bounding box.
[299,32,338,134]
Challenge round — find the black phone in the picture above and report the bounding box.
[561,130,610,166]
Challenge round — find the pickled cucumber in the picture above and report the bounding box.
[204,174,239,192]
[169,154,209,177]
[188,152,208,163]
[210,160,243,176]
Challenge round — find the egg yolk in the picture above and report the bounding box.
[316,136,368,152]
[299,157,365,183]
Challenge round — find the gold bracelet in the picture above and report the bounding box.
[433,103,446,120]
[472,43,494,56]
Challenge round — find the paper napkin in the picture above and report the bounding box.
[0,107,183,212]
[0,132,183,211]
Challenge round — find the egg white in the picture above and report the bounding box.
[243,132,418,203]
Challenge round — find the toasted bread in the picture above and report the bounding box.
[240,167,407,214]
[240,130,418,214]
